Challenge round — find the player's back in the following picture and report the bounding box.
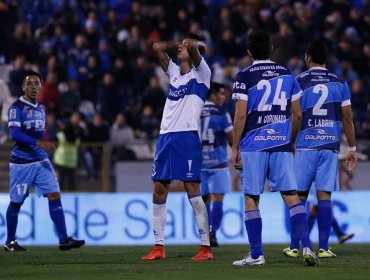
[232,60,302,152]
[200,101,232,170]
[296,67,350,151]
[8,97,48,163]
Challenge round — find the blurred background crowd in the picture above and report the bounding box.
[0,0,369,164]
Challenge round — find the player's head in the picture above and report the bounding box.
[176,33,205,60]
[207,82,226,106]
[22,70,42,103]
[305,40,328,66]
[246,30,271,60]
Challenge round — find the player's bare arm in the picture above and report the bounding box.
[152,41,178,71]
[183,39,205,67]
[36,140,56,152]
[232,99,247,170]
[342,105,357,171]
[290,99,302,152]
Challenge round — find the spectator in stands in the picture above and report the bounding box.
[59,79,81,119]
[9,55,29,98]
[37,72,60,114]
[141,76,166,120]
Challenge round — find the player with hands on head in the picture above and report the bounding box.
[142,34,213,261]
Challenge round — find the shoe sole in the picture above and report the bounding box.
[303,255,320,266]
[283,252,299,258]
[142,256,166,260]
[59,242,85,251]
[233,262,265,266]
[191,256,214,261]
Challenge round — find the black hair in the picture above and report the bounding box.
[207,82,225,99]
[306,40,328,65]
[22,70,42,85]
[246,30,271,60]
[187,32,204,42]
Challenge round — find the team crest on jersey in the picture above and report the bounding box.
[9,109,16,119]
[28,110,33,117]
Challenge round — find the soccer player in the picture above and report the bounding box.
[284,40,357,258]
[231,30,319,266]
[142,35,213,261]
[4,70,85,252]
[200,82,233,247]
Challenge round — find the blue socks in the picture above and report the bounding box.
[211,201,223,232]
[48,199,68,243]
[6,202,21,244]
[318,200,332,250]
[245,210,263,258]
[289,203,311,249]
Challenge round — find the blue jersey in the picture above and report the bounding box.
[296,67,351,151]
[8,96,48,163]
[200,101,233,170]
[232,60,302,152]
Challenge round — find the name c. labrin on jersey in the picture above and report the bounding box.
[307,119,334,127]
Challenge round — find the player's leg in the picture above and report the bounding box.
[143,134,171,260]
[142,180,170,260]
[200,171,211,226]
[185,181,213,260]
[34,160,84,250]
[233,152,267,266]
[315,150,339,257]
[271,152,319,266]
[208,169,231,247]
[285,151,315,253]
[5,164,33,252]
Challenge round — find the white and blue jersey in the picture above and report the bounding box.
[232,60,302,152]
[296,67,351,151]
[201,101,233,170]
[8,96,59,202]
[152,57,211,181]
[8,96,48,163]
[160,58,211,134]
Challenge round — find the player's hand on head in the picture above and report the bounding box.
[346,151,357,172]
[36,140,56,152]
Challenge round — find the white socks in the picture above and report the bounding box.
[189,196,210,246]
[152,203,167,245]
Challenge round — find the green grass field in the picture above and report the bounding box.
[1,244,369,280]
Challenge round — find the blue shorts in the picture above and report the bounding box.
[295,150,339,193]
[152,131,202,182]
[9,159,60,203]
[240,152,297,195]
[200,169,231,196]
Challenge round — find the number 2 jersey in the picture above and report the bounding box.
[8,96,48,163]
[295,67,351,151]
[201,101,233,170]
[232,60,302,152]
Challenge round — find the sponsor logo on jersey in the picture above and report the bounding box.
[304,129,336,140]
[9,109,16,119]
[233,81,246,90]
[254,129,286,141]
[262,70,279,77]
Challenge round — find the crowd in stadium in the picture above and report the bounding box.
[0,0,369,148]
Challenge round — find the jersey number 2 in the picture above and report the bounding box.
[257,78,287,111]
[312,84,328,116]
